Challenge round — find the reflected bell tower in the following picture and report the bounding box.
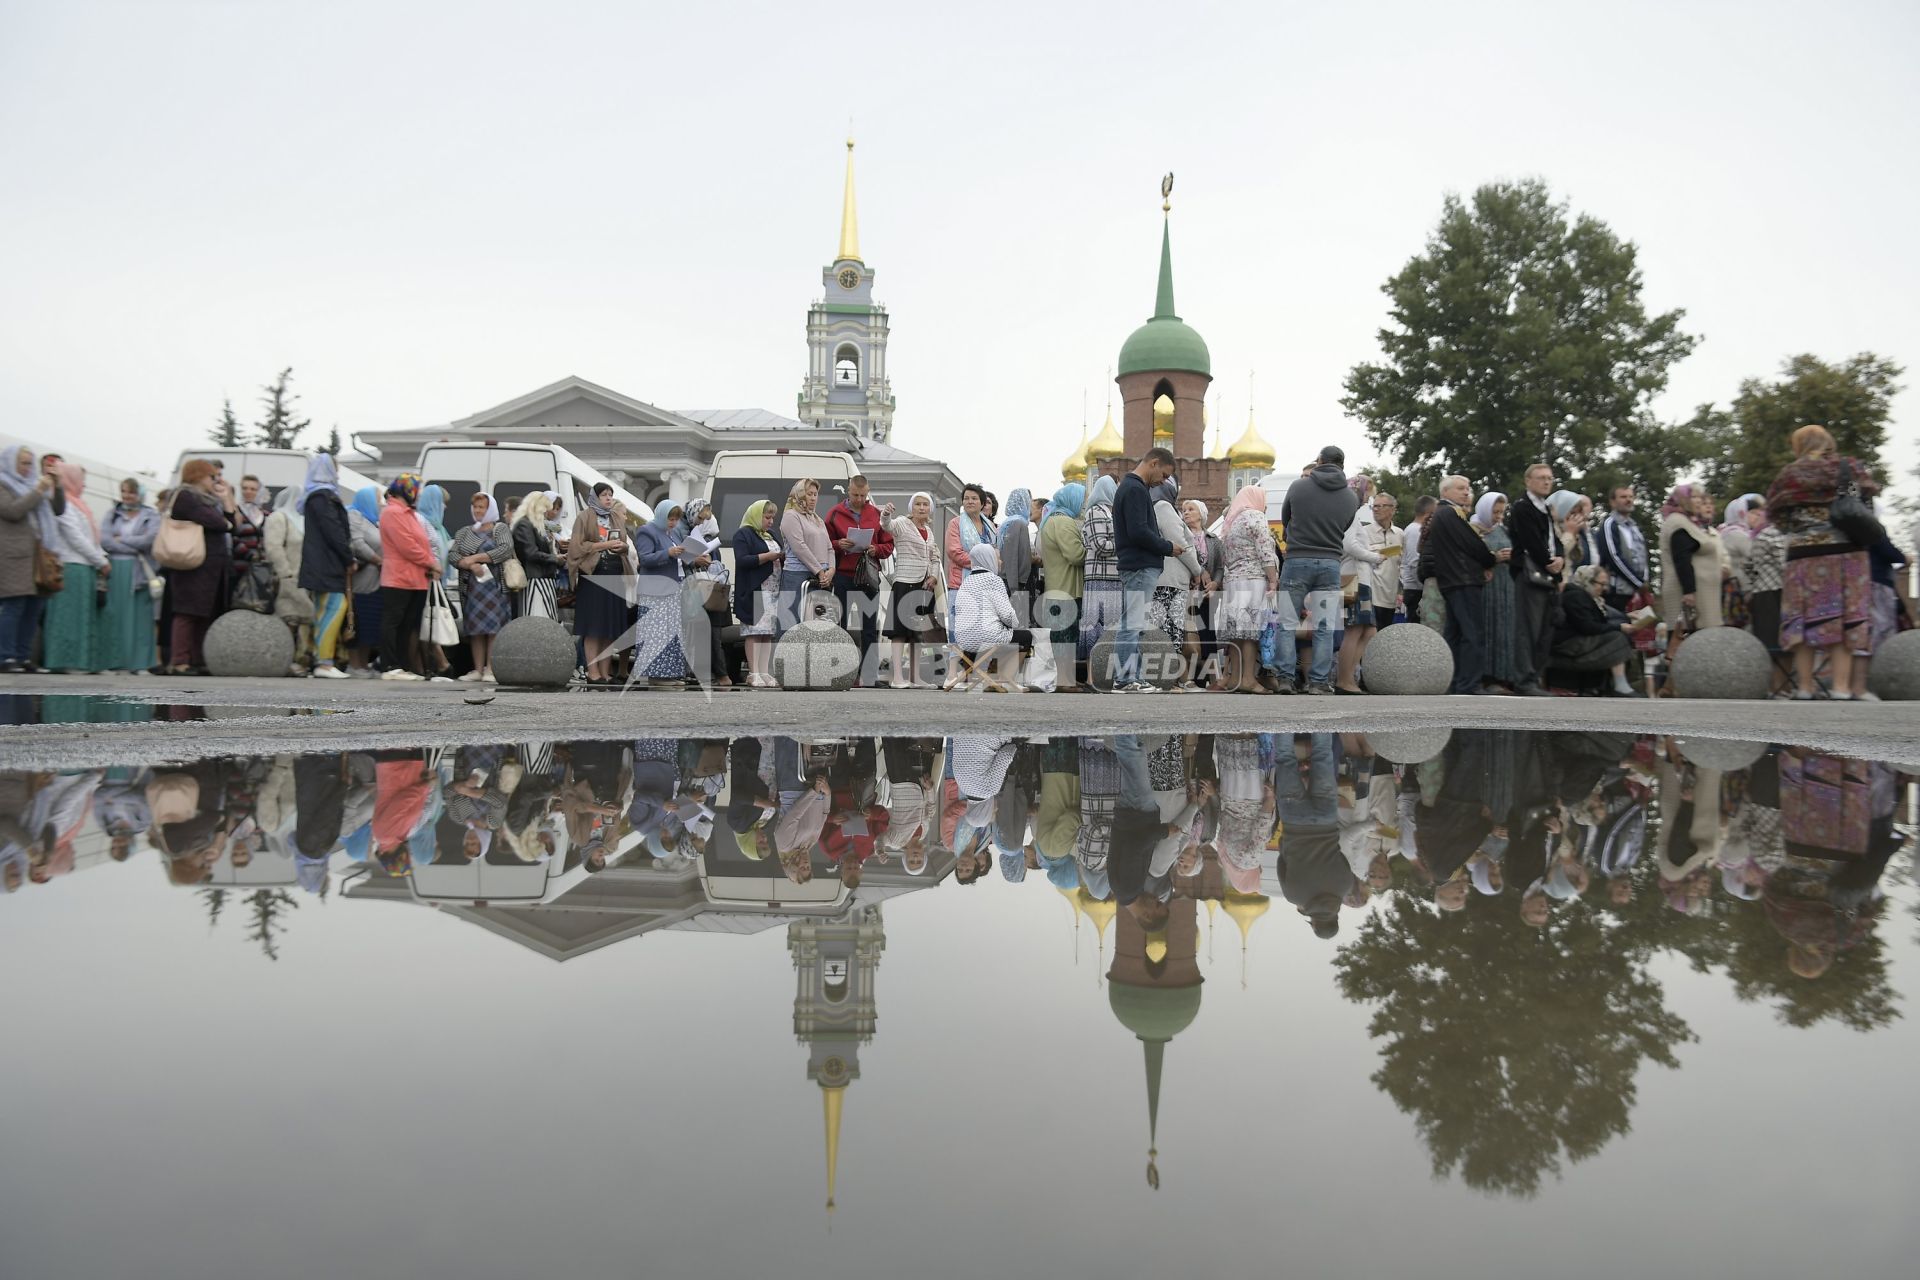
[790,904,887,1216]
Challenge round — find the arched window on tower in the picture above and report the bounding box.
[834,345,860,387]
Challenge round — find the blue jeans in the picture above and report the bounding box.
[1276,734,1339,827]
[1275,556,1341,686]
[1113,567,1159,684]
[1111,735,1156,811]
[0,595,46,665]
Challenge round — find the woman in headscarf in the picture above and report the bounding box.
[411,483,455,677]
[567,483,635,684]
[509,491,565,620]
[162,459,237,675]
[263,479,314,676]
[950,543,1018,686]
[1551,565,1642,696]
[377,473,436,680]
[1337,482,1398,695]
[295,456,351,679]
[732,499,782,687]
[0,442,60,672]
[1718,492,1766,631]
[1078,474,1120,662]
[1182,498,1222,685]
[1213,484,1277,693]
[679,498,732,689]
[99,476,159,673]
[1765,425,1880,700]
[42,461,110,672]
[1548,491,1599,575]
[883,491,939,688]
[996,485,1038,614]
[451,492,515,681]
[1147,475,1203,689]
[629,500,692,687]
[1039,482,1087,690]
[1657,483,1723,673]
[777,478,832,639]
[1474,493,1522,693]
[345,487,385,675]
[943,482,990,630]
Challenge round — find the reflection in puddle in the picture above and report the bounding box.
[0,692,341,725]
[1,729,1913,1266]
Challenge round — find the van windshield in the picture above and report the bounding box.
[709,479,795,536]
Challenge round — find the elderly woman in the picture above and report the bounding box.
[884,491,940,689]
[1039,483,1087,690]
[1718,493,1767,630]
[346,488,384,676]
[1337,488,1401,694]
[951,543,1019,688]
[630,501,693,688]
[293,455,352,679]
[1078,475,1121,660]
[451,493,515,682]
[1549,491,1599,575]
[262,484,314,676]
[163,459,237,675]
[1147,476,1204,688]
[1658,483,1723,670]
[996,486,1038,620]
[43,462,110,672]
[509,492,565,620]
[0,442,60,672]
[681,498,732,690]
[778,478,832,638]
[377,474,437,681]
[1213,484,1277,693]
[99,477,159,673]
[1182,498,1223,681]
[568,483,635,684]
[732,499,782,688]
[1552,566,1643,696]
[1475,493,1521,694]
[1764,424,1880,700]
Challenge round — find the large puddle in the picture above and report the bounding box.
[1,730,1914,1277]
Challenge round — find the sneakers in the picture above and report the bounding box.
[428,674,457,684]
[311,664,349,680]
[380,669,424,682]
[1306,683,1335,696]
[1115,681,1161,694]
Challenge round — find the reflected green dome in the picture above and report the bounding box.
[1108,980,1203,1043]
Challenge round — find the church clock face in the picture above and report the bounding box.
[837,267,860,290]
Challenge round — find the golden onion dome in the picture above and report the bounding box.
[1227,408,1276,469]
[1221,890,1270,940]
[1151,394,1176,441]
[1087,407,1126,462]
[1062,427,1090,482]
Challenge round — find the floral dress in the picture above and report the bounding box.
[1218,509,1278,641]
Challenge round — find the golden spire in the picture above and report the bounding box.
[1078,888,1116,986]
[1222,891,1270,989]
[1063,392,1091,483]
[837,136,861,264]
[1058,885,1083,963]
[1088,376,1125,463]
[1228,376,1275,470]
[1208,392,1227,461]
[822,1083,845,1216]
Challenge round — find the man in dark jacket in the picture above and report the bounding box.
[1111,447,1176,691]
[1275,734,1352,938]
[824,474,895,685]
[1504,462,1560,697]
[1275,446,1359,693]
[1422,474,1502,695]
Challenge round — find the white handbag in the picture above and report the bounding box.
[421,580,461,646]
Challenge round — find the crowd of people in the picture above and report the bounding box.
[2,728,1903,996]
[0,423,1906,695]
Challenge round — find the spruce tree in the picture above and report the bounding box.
[254,367,311,449]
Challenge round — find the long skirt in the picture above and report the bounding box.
[462,574,511,636]
[1748,588,1783,653]
[1781,548,1870,655]
[1551,630,1632,673]
[44,563,99,672]
[99,559,155,672]
[1149,584,1186,646]
[1482,572,1520,686]
[630,594,687,680]
[575,576,630,640]
[1078,580,1122,659]
[518,577,557,620]
[351,590,384,652]
[1418,576,1447,633]
[1215,577,1266,642]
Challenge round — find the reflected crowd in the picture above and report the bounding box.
[2,729,1912,1195]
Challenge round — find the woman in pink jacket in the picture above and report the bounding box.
[378,474,436,680]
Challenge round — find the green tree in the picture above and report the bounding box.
[254,367,310,450]
[1695,353,1903,503]
[1333,891,1693,1197]
[325,426,341,457]
[1342,180,1701,499]
[209,397,243,447]
[200,885,228,930]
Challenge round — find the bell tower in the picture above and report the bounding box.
[799,138,896,442]
[790,903,887,1216]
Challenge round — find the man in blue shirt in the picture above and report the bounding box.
[1110,447,1177,692]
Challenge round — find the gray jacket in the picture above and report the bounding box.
[1279,466,1359,561]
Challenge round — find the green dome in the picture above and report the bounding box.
[1108,980,1204,1043]
[1118,317,1211,378]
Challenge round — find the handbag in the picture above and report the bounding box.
[153,502,207,571]
[501,551,529,592]
[421,580,461,646]
[145,773,201,826]
[231,561,279,613]
[34,547,63,595]
[854,554,882,594]
[1830,460,1884,546]
[342,590,357,643]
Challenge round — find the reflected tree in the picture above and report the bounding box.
[199,886,228,931]
[244,889,298,961]
[1334,893,1693,1197]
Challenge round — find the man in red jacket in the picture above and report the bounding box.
[824,474,895,686]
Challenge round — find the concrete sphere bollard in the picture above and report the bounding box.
[1670,626,1771,700]
[1361,623,1454,696]
[773,620,860,692]
[1087,631,1184,691]
[1672,738,1769,772]
[490,616,577,688]
[1867,629,1920,700]
[204,609,295,677]
[1367,726,1454,766]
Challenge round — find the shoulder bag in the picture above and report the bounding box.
[1829,460,1884,547]
[420,579,461,646]
[153,497,208,571]
[501,555,529,592]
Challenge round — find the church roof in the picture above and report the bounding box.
[1117,218,1210,378]
[677,408,810,432]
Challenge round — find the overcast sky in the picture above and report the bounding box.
[2,0,1914,506]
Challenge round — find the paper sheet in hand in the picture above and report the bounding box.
[847,528,874,550]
